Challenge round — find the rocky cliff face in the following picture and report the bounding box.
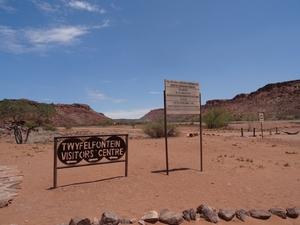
[0,99,113,126]
[51,103,112,126]
[140,79,300,121]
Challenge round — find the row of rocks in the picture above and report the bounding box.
[55,204,300,225]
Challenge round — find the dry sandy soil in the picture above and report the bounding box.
[0,121,300,225]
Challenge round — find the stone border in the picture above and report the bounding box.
[60,205,300,225]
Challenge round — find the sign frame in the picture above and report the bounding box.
[53,134,128,188]
[165,79,200,115]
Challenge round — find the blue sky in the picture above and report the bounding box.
[0,0,299,119]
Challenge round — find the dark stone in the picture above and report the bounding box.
[249,209,271,220]
[196,204,218,223]
[236,209,250,222]
[286,207,299,219]
[182,210,191,221]
[99,211,120,225]
[218,208,236,221]
[159,208,184,225]
[69,216,91,225]
[269,208,287,219]
[182,208,196,221]
[189,208,196,221]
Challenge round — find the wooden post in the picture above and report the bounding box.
[241,128,244,137]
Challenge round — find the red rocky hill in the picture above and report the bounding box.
[52,103,113,126]
[0,99,113,126]
[140,79,300,121]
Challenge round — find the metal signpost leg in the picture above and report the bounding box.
[125,135,128,177]
[164,90,169,175]
[53,138,57,189]
[199,93,203,172]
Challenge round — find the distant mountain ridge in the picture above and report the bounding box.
[140,79,300,121]
[0,99,113,126]
[1,79,299,125]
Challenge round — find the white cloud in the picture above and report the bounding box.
[103,108,151,119]
[0,0,16,13]
[0,25,87,53]
[69,1,106,13]
[149,91,162,94]
[87,89,108,101]
[31,0,58,13]
[111,3,121,10]
[93,19,110,29]
[0,20,110,54]
[87,89,125,103]
[0,26,25,53]
[24,26,88,45]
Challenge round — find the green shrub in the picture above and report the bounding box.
[63,124,72,129]
[241,113,258,121]
[203,108,234,129]
[143,120,180,138]
[101,120,114,127]
[276,115,288,120]
[43,126,57,131]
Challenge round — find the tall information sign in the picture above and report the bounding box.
[164,79,202,175]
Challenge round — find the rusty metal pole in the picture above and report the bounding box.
[199,93,203,172]
[53,137,58,189]
[164,90,169,175]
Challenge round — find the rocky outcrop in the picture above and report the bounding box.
[52,103,112,126]
[204,79,300,119]
[0,99,113,127]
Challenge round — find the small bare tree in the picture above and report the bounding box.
[0,99,56,144]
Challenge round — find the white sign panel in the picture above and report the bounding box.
[259,112,264,122]
[165,79,200,114]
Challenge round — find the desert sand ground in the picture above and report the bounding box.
[0,121,300,225]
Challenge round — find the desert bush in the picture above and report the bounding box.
[203,108,234,129]
[63,124,72,129]
[143,120,180,138]
[101,120,114,127]
[241,113,258,121]
[276,114,300,120]
[43,126,57,131]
